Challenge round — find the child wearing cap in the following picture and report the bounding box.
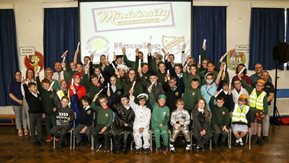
[169,99,191,152]
[129,89,151,153]
[68,73,87,100]
[148,86,170,153]
[239,74,268,145]
[231,94,251,146]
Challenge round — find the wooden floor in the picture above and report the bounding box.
[0,125,289,163]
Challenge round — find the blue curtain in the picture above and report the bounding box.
[0,9,19,106]
[44,8,79,69]
[193,6,227,63]
[249,8,285,70]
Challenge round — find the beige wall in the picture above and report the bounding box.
[0,0,288,89]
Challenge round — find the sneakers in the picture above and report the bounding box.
[95,144,102,152]
[46,135,53,142]
[169,143,176,153]
[257,137,263,145]
[162,146,168,153]
[170,146,176,153]
[185,144,191,151]
[263,136,269,143]
[156,147,162,153]
[239,139,244,146]
[143,148,151,154]
[135,148,142,154]
[235,139,240,146]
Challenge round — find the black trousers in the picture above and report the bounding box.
[212,124,228,144]
[113,131,133,152]
[29,113,42,143]
[192,128,212,148]
[45,113,56,136]
[74,124,92,144]
[50,125,71,144]
[92,125,110,150]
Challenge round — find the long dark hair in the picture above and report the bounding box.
[236,64,247,75]
[193,98,210,122]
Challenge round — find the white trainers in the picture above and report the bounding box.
[185,144,191,151]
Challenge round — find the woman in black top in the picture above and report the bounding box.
[8,71,25,136]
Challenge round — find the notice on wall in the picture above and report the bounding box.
[19,47,35,56]
[227,45,249,70]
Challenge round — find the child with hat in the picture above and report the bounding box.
[231,94,251,146]
[129,89,151,153]
[148,85,170,153]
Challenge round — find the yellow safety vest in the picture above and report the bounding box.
[232,104,250,124]
[249,89,266,111]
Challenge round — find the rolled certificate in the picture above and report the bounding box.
[229,78,232,91]
[62,56,66,63]
[202,39,206,50]
[107,83,110,89]
[37,66,41,74]
[238,67,246,75]
[215,89,223,97]
[100,73,104,79]
[223,64,226,72]
[61,50,68,58]
[167,70,170,80]
[48,81,55,91]
[198,55,201,65]
[149,81,156,88]
[96,88,103,96]
[71,78,74,86]
[219,52,227,62]
[111,63,117,71]
[76,42,80,51]
[184,61,189,68]
[131,81,136,90]
[138,59,141,69]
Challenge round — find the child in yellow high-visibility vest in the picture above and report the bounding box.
[231,94,251,146]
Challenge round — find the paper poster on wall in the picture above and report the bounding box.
[24,51,44,73]
[227,45,249,70]
[19,47,35,56]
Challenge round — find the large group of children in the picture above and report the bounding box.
[8,43,275,153]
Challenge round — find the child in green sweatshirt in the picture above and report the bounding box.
[149,85,170,153]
